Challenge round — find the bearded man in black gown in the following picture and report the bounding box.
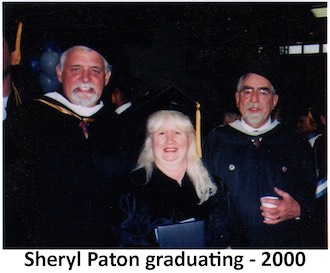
[204,72,317,248]
[4,45,125,248]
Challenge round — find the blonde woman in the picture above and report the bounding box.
[118,110,217,247]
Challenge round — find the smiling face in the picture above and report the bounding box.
[235,73,279,128]
[152,118,190,170]
[56,47,111,107]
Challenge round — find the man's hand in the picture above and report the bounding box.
[260,187,301,225]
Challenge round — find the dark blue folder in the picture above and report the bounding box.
[155,220,206,248]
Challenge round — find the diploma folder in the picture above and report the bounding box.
[155,220,206,248]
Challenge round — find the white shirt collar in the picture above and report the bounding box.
[3,96,9,120]
[115,102,132,114]
[45,91,104,117]
[230,117,280,136]
[309,134,323,147]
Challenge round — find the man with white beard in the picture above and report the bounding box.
[204,72,317,248]
[4,45,125,248]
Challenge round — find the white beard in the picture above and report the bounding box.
[244,112,265,125]
[71,91,99,107]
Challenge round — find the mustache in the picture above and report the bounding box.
[247,103,261,109]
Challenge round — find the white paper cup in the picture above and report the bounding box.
[260,196,279,208]
[260,196,279,220]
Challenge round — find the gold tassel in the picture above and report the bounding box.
[307,108,314,123]
[12,83,22,106]
[12,21,23,65]
[196,102,202,158]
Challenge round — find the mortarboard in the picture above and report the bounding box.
[137,85,204,157]
[236,53,281,92]
[58,38,113,67]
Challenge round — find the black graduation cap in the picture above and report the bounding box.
[236,53,281,92]
[139,85,200,120]
[58,38,113,67]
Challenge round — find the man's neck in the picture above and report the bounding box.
[241,118,272,133]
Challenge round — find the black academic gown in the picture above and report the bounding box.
[4,95,125,248]
[310,133,327,248]
[112,104,146,173]
[117,168,210,247]
[204,122,317,248]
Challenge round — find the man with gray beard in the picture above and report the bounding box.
[204,72,317,248]
[4,45,125,247]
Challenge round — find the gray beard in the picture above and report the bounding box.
[71,92,98,107]
[244,114,264,125]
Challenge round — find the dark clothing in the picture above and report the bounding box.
[313,133,326,181]
[204,123,317,248]
[117,168,210,247]
[5,65,41,118]
[310,133,327,248]
[4,81,35,121]
[112,104,146,172]
[4,96,124,248]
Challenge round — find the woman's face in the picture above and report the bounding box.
[152,118,190,169]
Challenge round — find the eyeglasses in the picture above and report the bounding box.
[239,87,275,98]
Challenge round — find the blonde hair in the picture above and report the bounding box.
[136,110,217,204]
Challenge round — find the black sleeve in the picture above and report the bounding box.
[117,189,156,247]
[208,178,233,248]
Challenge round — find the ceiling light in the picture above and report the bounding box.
[311,7,327,18]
